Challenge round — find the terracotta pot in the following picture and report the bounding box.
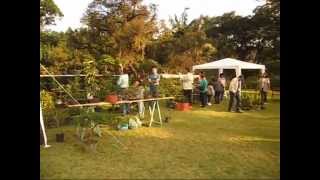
[176,102,190,111]
[175,103,182,110]
[106,95,118,104]
[89,98,100,103]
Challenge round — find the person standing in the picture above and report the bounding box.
[218,73,226,102]
[180,68,194,105]
[199,74,208,107]
[213,77,224,104]
[228,75,243,113]
[117,65,130,115]
[148,67,161,97]
[133,80,145,118]
[259,73,271,109]
[207,81,214,106]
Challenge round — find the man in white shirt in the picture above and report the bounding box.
[180,68,194,105]
[228,75,243,113]
[259,73,271,109]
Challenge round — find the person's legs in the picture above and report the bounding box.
[215,91,220,104]
[235,92,241,112]
[150,85,157,97]
[228,92,235,111]
[264,91,268,103]
[200,92,206,107]
[207,95,212,104]
[138,101,145,118]
[260,90,264,105]
[204,92,208,106]
[183,90,187,102]
[183,90,190,103]
[187,90,192,104]
[220,90,225,101]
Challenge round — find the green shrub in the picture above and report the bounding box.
[40,90,56,128]
[158,78,182,97]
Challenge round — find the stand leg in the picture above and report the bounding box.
[149,101,156,127]
[156,101,162,127]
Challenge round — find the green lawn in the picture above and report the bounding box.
[40,98,280,179]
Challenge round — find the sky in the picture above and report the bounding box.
[46,0,266,32]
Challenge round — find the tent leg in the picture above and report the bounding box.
[218,68,223,76]
[40,103,51,148]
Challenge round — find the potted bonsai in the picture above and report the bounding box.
[105,78,119,104]
[83,56,100,104]
[41,90,65,143]
[74,109,102,152]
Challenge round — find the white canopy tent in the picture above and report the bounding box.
[192,58,266,77]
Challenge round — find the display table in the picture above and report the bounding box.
[68,97,175,127]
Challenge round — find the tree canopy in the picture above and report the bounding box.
[41,0,279,76]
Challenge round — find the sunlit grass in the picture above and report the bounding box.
[40,97,280,179]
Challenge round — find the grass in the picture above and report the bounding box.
[40,97,280,179]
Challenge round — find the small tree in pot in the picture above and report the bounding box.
[74,108,102,153]
[83,54,100,103]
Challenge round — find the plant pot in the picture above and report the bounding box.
[56,133,64,143]
[106,95,118,104]
[176,102,190,111]
[89,98,100,103]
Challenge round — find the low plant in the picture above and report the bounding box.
[73,109,102,152]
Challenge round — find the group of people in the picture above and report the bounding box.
[116,66,161,117]
[198,73,227,107]
[115,65,271,116]
[180,69,271,113]
[179,68,227,108]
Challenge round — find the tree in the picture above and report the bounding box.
[81,0,158,76]
[40,0,63,28]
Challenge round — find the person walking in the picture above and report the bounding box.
[199,74,208,107]
[218,73,226,102]
[259,73,271,109]
[207,81,214,106]
[180,68,194,105]
[228,75,243,113]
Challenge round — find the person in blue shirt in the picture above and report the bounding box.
[148,67,161,97]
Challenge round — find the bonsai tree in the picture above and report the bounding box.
[83,54,99,101]
[74,108,102,152]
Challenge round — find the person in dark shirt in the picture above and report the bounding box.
[212,77,224,104]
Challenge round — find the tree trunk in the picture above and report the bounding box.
[129,63,138,78]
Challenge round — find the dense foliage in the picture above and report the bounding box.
[40,0,280,111]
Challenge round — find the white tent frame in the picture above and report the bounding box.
[192,58,266,77]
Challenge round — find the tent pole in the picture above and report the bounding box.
[40,103,50,148]
[218,68,223,77]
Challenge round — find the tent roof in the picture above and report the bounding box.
[192,58,265,70]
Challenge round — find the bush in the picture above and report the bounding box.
[158,78,183,97]
[40,90,56,128]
